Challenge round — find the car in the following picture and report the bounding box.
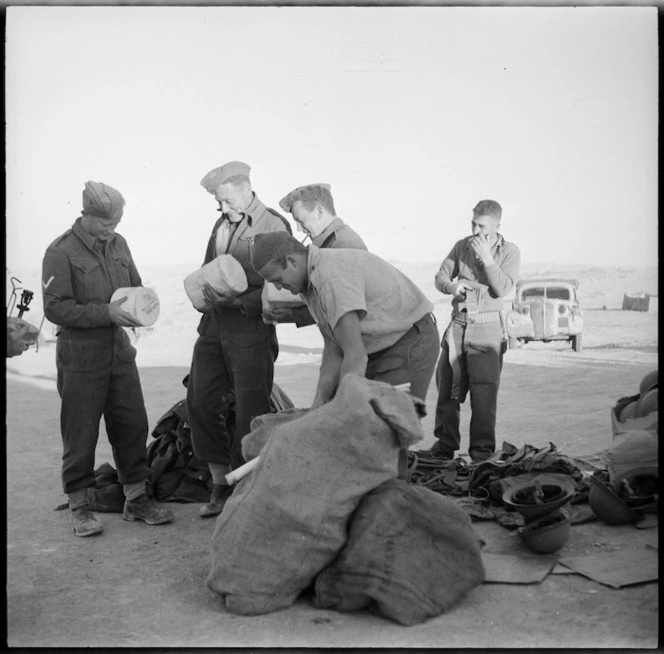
[505,278,584,352]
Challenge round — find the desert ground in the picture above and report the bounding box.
[4,262,659,647]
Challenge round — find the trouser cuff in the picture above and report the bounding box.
[123,481,147,501]
[68,488,89,510]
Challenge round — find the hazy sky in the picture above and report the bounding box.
[5,5,658,276]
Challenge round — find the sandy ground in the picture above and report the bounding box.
[5,350,659,647]
[5,262,659,647]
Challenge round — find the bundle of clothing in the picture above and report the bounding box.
[409,441,595,527]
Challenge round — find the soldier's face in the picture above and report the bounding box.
[214,182,250,223]
[290,201,318,238]
[471,213,499,238]
[259,257,307,294]
[81,214,122,241]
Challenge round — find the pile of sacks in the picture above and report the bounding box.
[206,374,485,625]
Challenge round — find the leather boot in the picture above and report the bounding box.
[70,505,104,537]
[199,484,234,518]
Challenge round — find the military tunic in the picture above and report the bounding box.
[42,217,150,494]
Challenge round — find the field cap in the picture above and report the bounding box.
[82,181,125,220]
[279,183,332,212]
[251,232,297,272]
[201,161,251,192]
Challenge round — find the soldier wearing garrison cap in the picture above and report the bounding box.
[264,182,367,327]
[42,181,174,537]
[186,161,292,518]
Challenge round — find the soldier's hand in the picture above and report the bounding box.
[7,317,38,356]
[453,281,474,299]
[262,306,294,323]
[202,283,241,310]
[469,233,494,265]
[109,296,142,327]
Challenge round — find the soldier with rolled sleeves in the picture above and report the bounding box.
[42,181,174,537]
[250,231,440,410]
[429,200,521,463]
[188,161,291,517]
[264,183,368,326]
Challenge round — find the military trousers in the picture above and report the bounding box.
[433,317,504,461]
[56,326,150,494]
[365,312,440,403]
[187,316,276,469]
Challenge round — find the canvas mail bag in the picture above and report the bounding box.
[314,478,486,625]
[206,374,424,616]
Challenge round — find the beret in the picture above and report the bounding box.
[251,232,298,272]
[82,181,125,220]
[279,183,332,212]
[201,161,251,192]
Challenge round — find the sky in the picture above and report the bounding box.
[4,5,659,278]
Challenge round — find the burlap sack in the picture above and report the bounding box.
[314,478,486,625]
[206,374,424,615]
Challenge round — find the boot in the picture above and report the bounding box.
[70,505,104,537]
[199,483,234,518]
[123,493,174,525]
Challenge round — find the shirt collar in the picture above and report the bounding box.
[312,217,344,247]
[73,216,106,252]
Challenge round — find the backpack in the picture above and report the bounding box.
[146,382,295,503]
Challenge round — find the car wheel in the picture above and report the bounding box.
[572,334,583,352]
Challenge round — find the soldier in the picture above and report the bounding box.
[264,183,367,326]
[187,161,291,517]
[42,181,174,537]
[430,200,520,463]
[250,231,440,409]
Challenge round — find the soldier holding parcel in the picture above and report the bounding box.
[251,232,440,409]
[264,183,367,326]
[430,200,520,463]
[42,181,173,537]
[187,161,291,518]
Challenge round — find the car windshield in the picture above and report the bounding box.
[521,286,571,301]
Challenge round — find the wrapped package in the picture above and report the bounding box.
[109,287,160,326]
[207,374,424,616]
[184,255,248,311]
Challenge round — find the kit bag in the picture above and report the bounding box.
[146,382,295,503]
[314,478,486,625]
[206,374,425,616]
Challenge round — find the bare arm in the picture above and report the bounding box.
[312,336,344,410]
[311,311,368,409]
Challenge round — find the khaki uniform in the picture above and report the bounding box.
[433,234,520,461]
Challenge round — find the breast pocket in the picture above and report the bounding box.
[112,253,132,288]
[71,258,103,298]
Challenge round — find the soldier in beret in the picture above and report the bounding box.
[42,181,174,537]
[264,183,367,326]
[188,161,291,517]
